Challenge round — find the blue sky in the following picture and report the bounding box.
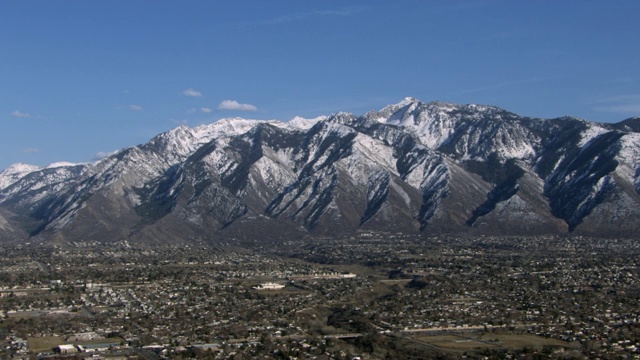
[2,1,639,170]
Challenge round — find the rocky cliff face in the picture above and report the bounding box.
[2,98,639,244]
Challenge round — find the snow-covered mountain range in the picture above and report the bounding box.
[1,98,639,244]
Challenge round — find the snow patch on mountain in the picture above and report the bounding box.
[283,116,327,130]
[193,118,269,141]
[0,163,42,191]
[349,134,397,173]
[46,161,81,169]
[203,146,238,176]
[271,148,298,172]
[579,123,609,147]
[3,163,42,174]
[0,163,88,205]
[251,155,296,195]
[615,133,640,192]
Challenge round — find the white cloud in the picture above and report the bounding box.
[217,100,257,111]
[129,105,142,112]
[21,147,39,153]
[201,107,213,113]
[182,88,202,97]
[11,110,32,119]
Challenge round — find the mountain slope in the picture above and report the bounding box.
[1,100,639,244]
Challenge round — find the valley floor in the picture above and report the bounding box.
[1,234,639,359]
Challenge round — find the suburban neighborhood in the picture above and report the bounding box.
[1,234,639,358]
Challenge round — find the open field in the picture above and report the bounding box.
[479,333,576,349]
[378,279,412,285]
[414,334,500,351]
[413,333,576,352]
[27,336,64,352]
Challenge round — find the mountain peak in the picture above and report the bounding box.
[2,163,42,174]
[192,118,266,141]
[286,116,327,130]
[0,163,43,191]
[398,96,421,106]
[612,117,640,133]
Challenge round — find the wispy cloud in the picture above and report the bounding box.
[217,100,257,111]
[458,78,545,94]
[11,110,32,119]
[435,1,493,14]
[249,7,365,25]
[596,104,640,113]
[182,88,202,97]
[94,150,119,160]
[129,105,142,112]
[594,94,640,114]
[187,107,213,114]
[21,147,39,153]
[170,118,189,126]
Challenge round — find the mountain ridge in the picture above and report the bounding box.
[1,98,639,245]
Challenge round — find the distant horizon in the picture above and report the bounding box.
[2,1,639,169]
